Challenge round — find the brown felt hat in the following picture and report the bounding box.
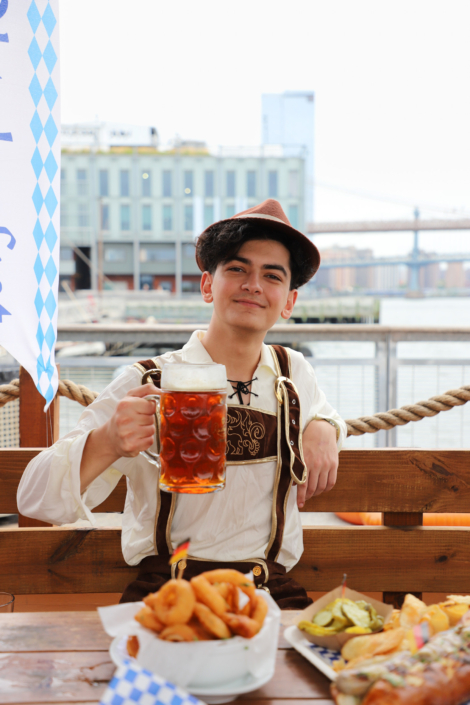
[195,199,321,283]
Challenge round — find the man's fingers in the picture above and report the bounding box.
[297,482,307,508]
[127,383,162,398]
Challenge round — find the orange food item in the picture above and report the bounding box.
[126,635,139,658]
[337,512,470,527]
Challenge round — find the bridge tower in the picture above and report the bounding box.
[409,207,421,292]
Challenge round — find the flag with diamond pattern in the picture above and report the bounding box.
[100,659,206,705]
[0,0,60,408]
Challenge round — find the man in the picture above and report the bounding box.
[18,199,346,608]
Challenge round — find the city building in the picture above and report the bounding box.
[262,91,314,222]
[59,126,306,293]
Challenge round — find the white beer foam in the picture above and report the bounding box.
[161,363,227,391]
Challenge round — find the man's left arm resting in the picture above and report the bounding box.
[297,418,339,508]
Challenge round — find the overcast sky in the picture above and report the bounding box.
[59,0,470,257]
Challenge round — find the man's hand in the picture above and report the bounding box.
[105,383,161,458]
[297,419,339,508]
[80,383,161,493]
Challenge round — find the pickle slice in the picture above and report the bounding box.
[313,609,333,627]
[342,602,372,629]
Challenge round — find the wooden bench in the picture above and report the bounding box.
[2,447,470,606]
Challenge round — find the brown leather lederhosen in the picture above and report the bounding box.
[120,345,313,609]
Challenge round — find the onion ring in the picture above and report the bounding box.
[152,579,196,625]
[201,569,256,602]
[251,594,268,627]
[223,613,260,638]
[126,635,140,658]
[190,575,229,617]
[134,606,164,633]
[159,624,199,642]
[194,602,232,639]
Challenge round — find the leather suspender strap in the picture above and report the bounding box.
[134,358,174,558]
[265,345,307,563]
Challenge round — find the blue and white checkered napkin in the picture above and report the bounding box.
[100,659,206,705]
[307,642,343,668]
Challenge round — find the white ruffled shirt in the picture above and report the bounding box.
[17,331,346,571]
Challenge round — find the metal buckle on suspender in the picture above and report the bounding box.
[142,368,161,385]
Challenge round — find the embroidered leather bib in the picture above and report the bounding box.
[134,345,307,572]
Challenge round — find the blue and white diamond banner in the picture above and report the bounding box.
[0,0,60,407]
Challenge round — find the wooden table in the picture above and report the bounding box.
[0,611,334,705]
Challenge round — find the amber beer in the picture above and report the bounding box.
[157,364,227,494]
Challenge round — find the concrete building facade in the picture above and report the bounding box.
[59,145,306,293]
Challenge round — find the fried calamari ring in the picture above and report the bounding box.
[126,635,140,658]
[159,624,199,642]
[201,569,256,602]
[193,602,232,639]
[134,606,164,633]
[190,575,229,618]
[188,617,215,641]
[223,613,260,639]
[251,594,268,627]
[152,579,196,625]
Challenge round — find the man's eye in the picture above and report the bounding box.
[266,274,281,281]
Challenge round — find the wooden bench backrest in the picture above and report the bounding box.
[2,447,470,596]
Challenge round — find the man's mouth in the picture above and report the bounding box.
[234,299,265,309]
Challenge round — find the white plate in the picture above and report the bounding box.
[110,635,274,704]
[284,625,341,681]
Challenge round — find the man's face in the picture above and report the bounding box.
[201,238,298,333]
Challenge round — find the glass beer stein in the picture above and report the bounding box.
[141,363,227,494]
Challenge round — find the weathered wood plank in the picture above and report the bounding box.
[303,449,470,513]
[0,651,113,703]
[3,449,470,515]
[0,613,112,652]
[0,649,331,704]
[2,525,470,595]
[0,528,137,594]
[292,525,470,592]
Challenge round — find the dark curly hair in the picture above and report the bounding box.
[196,220,314,290]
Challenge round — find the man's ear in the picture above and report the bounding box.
[200,271,214,303]
[280,289,298,320]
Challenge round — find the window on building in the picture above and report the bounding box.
[226,171,236,197]
[288,204,299,229]
[163,204,173,231]
[121,204,131,231]
[288,170,299,198]
[140,244,175,262]
[184,170,193,195]
[60,208,68,227]
[61,169,66,181]
[247,171,256,198]
[105,247,126,263]
[182,243,195,258]
[225,204,235,218]
[205,170,214,197]
[163,170,172,197]
[99,170,109,197]
[204,204,214,228]
[268,171,278,198]
[120,170,130,197]
[78,203,89,227]
[184,205,193,231]
[60,247,74,261]
[142,204,152,231]
[142,170,151,197]
[77,169,87,195]
[101,204,110,231]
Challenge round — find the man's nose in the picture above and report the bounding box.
[241,271,262,293]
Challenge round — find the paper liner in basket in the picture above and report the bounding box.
[295,585,394,650]
[98,591,280,689]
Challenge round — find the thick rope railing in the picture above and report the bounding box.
[0,378,468,437]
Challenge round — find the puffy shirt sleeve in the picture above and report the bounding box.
[290,350,347,451]
[17,364,144,525]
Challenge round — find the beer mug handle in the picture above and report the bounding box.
[139,394,161,468]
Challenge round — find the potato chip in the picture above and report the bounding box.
[341,627,405,662]
[446,595,470,605]
[399,594,427,629]
[441,603,469,626]
[420,604,449,635]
